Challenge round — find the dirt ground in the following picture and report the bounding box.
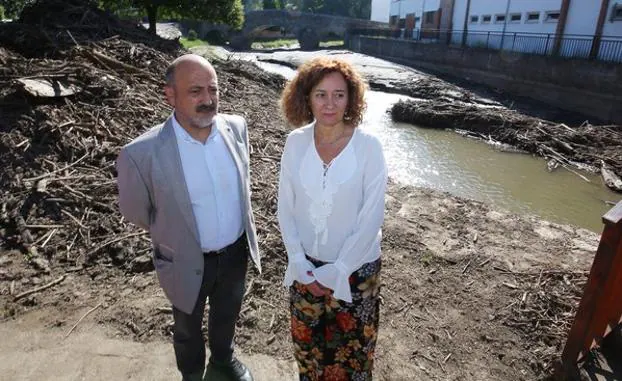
[0,3,613,380]
[0,183,600,381]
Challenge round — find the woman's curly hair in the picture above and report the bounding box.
[280,57,367,127]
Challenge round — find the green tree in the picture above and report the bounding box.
[101,0,244,33]
[0,4,4,19]
[0,0,28,19]
[317,0,370,18]
[348,0,370,19]
[320,0,347,17]
[301,0,321,13]
[262,0,280,10]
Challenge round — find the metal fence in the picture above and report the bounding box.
[349,28,622,63]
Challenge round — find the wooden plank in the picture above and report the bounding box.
[562,222,620,364]
[603,200,622,225]
[582,242,622,355]
[605,238,622,331]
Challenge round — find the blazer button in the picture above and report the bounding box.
[195,269,202,276]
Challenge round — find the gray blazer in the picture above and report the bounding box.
[116,113,261,314]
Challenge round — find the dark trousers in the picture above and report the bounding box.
[172,235,249,376]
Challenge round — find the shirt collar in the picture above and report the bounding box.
[172,113,219,145]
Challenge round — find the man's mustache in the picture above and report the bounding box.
[196,103,216,113]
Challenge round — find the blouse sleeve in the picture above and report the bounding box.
[278,135,316,286]
[312,136,388,302]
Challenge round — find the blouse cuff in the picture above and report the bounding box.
[284,254,316,286]
[312,261,353,303]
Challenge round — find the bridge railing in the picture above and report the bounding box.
[350,27,622,63]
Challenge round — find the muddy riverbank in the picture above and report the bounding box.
[0,4,611,380]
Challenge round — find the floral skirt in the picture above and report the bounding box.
[289,256,382,381]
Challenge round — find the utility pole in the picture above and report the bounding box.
[552,0,572,56]
[461,0,471,47]
[590,0,610,58]
[500,0,511,49]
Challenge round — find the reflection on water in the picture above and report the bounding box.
[253,59,618,232]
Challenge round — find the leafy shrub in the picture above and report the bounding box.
[205,30,226,45]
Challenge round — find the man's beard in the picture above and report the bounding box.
[192,103,217,129]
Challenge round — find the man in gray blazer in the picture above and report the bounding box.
[116,54,260,381]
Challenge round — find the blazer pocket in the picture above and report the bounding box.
[154,243,174,265]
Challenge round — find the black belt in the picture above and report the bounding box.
[203,234,246,257]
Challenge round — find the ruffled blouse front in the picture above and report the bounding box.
[277,122,388,302]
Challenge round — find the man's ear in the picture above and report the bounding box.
[164,85,175,107]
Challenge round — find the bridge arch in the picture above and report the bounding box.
[230,10,388,50]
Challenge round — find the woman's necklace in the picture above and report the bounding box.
[316,129,347,146]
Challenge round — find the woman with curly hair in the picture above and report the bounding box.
[277,57,388,381]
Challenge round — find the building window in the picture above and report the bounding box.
[510,13,521,23]
[424,11,434,24]
[390,15,398,26]
[398,18,406,28]
[482,15,492,23]
[495,14,506,23]
[526,12,540,23]
[545,11,560,22]
[612,4,622,21]
[470,15,479,23]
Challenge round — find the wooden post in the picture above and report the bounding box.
[461,0,471,47]
[552,0,572,56]
[590,0,611,59]
[561,201,622,378]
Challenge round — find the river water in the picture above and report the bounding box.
[248,59,618,233]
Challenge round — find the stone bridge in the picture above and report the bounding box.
[229,10,388,50]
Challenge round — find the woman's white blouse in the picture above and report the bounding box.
[277,122,388,302]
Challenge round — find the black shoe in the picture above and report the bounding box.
[181,370,204,381]
[206,358,253,381]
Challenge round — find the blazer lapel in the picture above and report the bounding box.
[157,117,200,243]
[216,116,246,189]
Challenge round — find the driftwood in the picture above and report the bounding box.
[0,0,287,310]
[392,100,622,192]
[64,302,103,338]
[601,160,622,192]
[13,275,66,301]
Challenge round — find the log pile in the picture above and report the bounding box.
[392,100,622,192]
[0,0,288,279]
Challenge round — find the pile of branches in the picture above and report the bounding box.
[495,269,587,376]
[0,38,172,272]
[392,100,622,192]
[0,0,179,58]
[0,0,288,283]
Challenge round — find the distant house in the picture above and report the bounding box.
[386,0,622,60]
[389,0,441,30]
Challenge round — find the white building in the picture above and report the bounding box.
[371,0,391,22]
[389,0,441,29]
[387,0,622,61]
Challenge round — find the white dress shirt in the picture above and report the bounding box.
[172,115,243,252]
[278,122,388,302]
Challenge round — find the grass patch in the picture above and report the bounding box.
[319,40,344,47]
[180,37,208,49]
[251,39,298,49]
[251,39,344,50]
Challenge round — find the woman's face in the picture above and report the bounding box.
[309,71,349,128]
